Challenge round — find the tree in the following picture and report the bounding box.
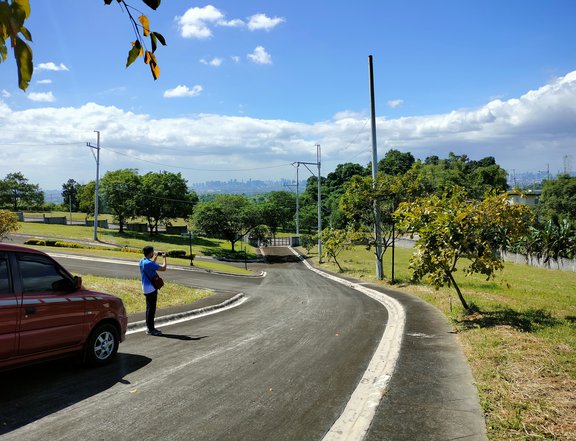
[78,181,97,217]
[340,167,425,278]
[192,194,261,251]
[1,0,166,91]
[0,209,19,241]
[138,171,197,235]
[396,188,533,311]
[61,179,81,212]
[0,172,44,210]
[101,169,141,233]
[416,153,508,199]
[537,174,576,223]
[322,227,358,272]
[260,191,296,235]
[378,149,415,176]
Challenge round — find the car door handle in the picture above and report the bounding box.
[25,307,37,315]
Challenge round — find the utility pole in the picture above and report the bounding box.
[288,165,301,235]
[369,55,383,280]
[86,131,100,241]
[293,143,322,263]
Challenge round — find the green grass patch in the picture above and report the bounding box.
[79,274,213,314]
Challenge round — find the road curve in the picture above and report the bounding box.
[0,248,388,441]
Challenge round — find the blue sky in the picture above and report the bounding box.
[1,0,575,190]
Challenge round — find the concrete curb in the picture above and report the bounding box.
[127,293,246,333]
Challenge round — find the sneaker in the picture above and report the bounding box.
[146,329,163,336]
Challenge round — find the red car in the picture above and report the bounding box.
[0,243,128,370]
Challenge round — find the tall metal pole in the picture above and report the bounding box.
[86,131,100,241]
[316,144,322,264]
[369,55,384,280]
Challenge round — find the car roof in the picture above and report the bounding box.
[0,243,47,255]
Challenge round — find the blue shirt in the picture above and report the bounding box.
[140,257,160,295]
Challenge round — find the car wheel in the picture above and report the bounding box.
[86,323,119,366]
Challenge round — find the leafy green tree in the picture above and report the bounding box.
[78,181,97,217]
[138,171,197,235]
[101,169,141,233]
[417,153,507,199]
[537,174,576,223]
[61,179,81,212]
[0,172,44,210]
[322,227,358,272]
[340,168,425,278]
[192,194,261,251]
[260,191,296,235]
[396,188,533,311]
[378,149,415,176]
[0,209,19,241]
[1,0,165,91]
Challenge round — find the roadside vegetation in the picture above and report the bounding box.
[314,244,576,441]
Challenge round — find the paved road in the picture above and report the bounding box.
[0,249,388,441]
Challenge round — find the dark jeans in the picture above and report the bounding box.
[145,290,158,331]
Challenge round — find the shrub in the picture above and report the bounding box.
[167,249,187,258]
[24,238,46,246]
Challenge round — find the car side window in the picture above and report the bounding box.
[0,253,10,294]
[17,254,72,294]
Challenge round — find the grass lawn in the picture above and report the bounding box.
[311,244,576,441]
[80,274,214,314]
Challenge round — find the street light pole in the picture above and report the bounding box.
[369,55,383,280]
[86,131,100,241]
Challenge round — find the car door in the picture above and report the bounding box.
[15,252,86,356]
[0,251,18,360]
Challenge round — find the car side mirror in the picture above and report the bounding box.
[74,275,83,290]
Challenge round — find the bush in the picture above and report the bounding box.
[24,238,46,246]
[167,249,187,258]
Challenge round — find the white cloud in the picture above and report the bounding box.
[1,89,10,98]
[37,79,53,84]
[388,99,404,108]
[37,62,69,72]
[200,57,223,67]
[1,71,575,189]
[231,56,241,63]
[247,13,285,31]
[163,85,203,98]
[247,46,272,65]
[27,92,55,102]
[176,5,224,39]
[218,18,244,28]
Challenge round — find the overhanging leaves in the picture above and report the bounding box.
[126,40,142,67]
[142,0,161,10]
[14,35,32,90]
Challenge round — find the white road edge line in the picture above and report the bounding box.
[288,247,406,441]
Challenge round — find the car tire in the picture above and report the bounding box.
[85,323,119,366]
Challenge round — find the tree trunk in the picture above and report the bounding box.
[447,271,470,311]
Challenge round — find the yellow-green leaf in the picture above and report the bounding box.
[14,35,32,90]
[138,15,150,37]
[126,40,142,67]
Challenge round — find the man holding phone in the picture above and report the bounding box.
[139,245,167,336]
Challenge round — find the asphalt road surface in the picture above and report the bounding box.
[0,248,388,441]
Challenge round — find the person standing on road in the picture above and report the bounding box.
[139,245,167,336]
